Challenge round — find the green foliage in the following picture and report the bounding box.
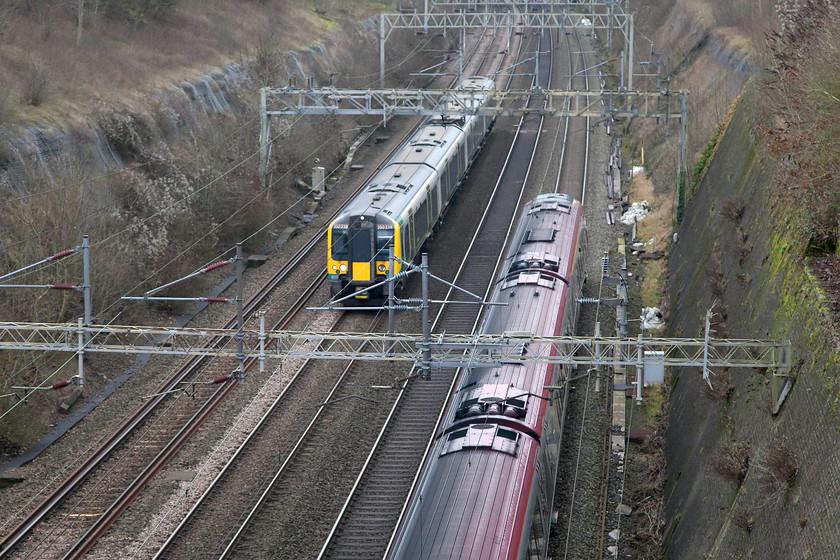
[692,123,723,190]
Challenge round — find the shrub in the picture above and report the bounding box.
[721,198,745,223]
[21,61,50,106]
[734,227,751,264]
[758,443,798,496]
[710,441,749,483]
[733,508,753,532]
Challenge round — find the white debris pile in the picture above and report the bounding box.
[641,307,665,330]
[620,200,650,225]
[632,165,646,175]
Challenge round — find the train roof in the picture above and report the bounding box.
[335,120,467,220]
[332,76,494,224]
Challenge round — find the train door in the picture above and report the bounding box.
[431,182,441,226]
[348,218,375,285]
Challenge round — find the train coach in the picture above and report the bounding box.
[385,193,587,560]
[327,76,496,304]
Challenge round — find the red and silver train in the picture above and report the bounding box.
[327,76,496,303]
[386,193,587,560]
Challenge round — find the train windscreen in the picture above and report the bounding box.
[376,229,395,260]
[331,229,349,259]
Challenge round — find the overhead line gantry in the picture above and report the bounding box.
[0,321,793,413]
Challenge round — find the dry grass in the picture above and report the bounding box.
[0,0,387,126]
[630,169,674,316]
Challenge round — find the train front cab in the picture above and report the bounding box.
[328,214,400,304]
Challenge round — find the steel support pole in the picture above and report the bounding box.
[259,88,271,191]
[702,309,712,386]
[381,14,387,88]
[628,13,634,90]
[594,321,601,393]
[425,0,429,33]
[620,49,625,89]
[421,253,431,380]
[235,243,245,382]
[459,24,464,89]
[77,317,84,391]
[259,311,266,377]
[388,246,395,337]
[635,334,644,404]
[82,235,91,332]
[679,90,689,203]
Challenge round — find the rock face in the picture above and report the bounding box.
[664,79,840,559]
[0,63,248,190]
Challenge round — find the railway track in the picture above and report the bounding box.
[320,26,558,560]
[0,69,437,560]
[547,24,614,560]
[139,20,508,560]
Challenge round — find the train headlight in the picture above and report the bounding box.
[331,265,338,271]
[378,264,387,272]
[339,264,347,272]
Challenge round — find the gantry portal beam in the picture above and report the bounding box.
[262,87,685,120]
[0,322,790,372]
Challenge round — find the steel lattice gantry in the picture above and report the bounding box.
[261,87,685,120]
[0,322,792,410]
[0,322,788,368]
[258,85,688,192]
[376,9,634,87]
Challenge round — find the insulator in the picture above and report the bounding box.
[486,403,502,415]
[49,249,76,261]
[203,297,229,303]
[212,375,232,384]
[49,284,78,291]
[578,297,600,304]
[504,406,519,418]
[601,251,609,278]
[51,380,70,390]
[203,260,231,272]
[467,403,483,416]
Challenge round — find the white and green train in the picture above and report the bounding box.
[328,76,496,304]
